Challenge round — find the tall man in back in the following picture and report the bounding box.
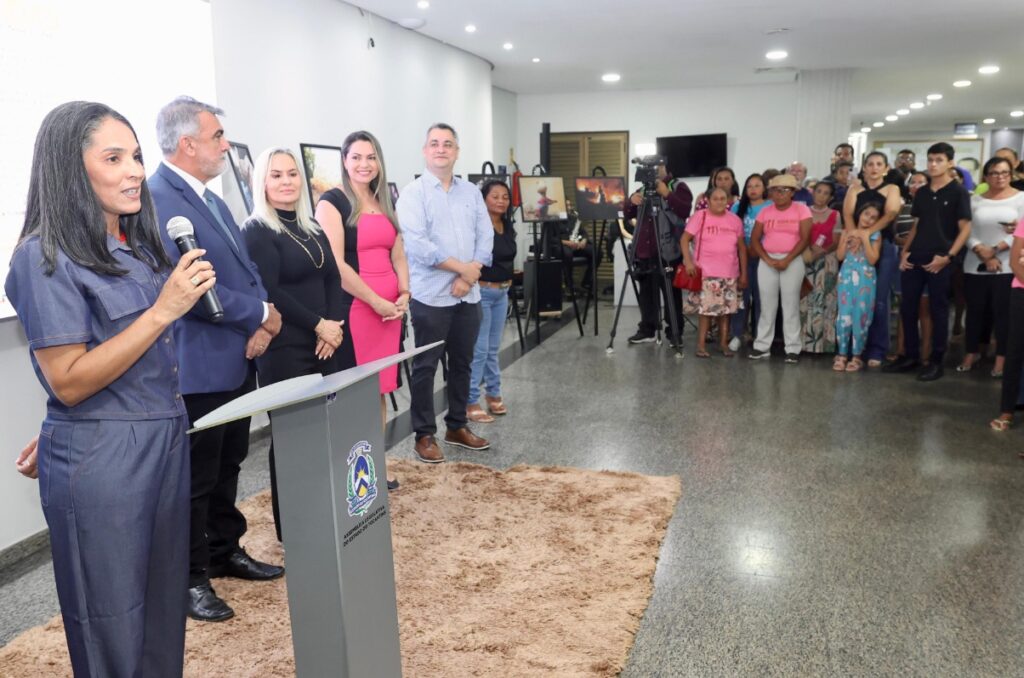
[884,141,972,381]
[149,96,284,622]
[397,123,493,463]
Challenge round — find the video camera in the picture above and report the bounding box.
[632,155,666,195]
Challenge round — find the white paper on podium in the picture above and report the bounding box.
[191,341,443,432]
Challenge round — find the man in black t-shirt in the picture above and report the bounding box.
[884,142,972,381]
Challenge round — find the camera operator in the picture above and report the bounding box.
[623,160,694,344]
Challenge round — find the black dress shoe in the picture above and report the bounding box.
[188,583,234,622]
[917,363,944,382]
[882,356,921,373]
[387,477,400,491]
[209,548,284,581]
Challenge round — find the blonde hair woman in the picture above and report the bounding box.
[243,147,346,539]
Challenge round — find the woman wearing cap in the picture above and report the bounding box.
[748,173,813,362]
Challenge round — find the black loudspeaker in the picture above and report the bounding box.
[523,258,562,312]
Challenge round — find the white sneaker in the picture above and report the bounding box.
[728,336,742,352]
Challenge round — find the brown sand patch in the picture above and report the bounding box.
[0,460,680,677]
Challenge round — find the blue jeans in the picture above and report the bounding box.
[865,240,898,361]
[730,258,760,339]
[469,285,509,403]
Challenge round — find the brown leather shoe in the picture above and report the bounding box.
[444,427,490,451]
[414,435,445,464]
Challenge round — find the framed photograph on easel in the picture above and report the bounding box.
[517,175,568,222]
[227,142,255,214]
[574,176,626,221]
[299,143,343,208]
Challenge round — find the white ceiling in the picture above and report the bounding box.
[356,0,1024,135]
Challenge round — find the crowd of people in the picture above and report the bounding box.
[630,142,1024,390]
[5,94,1024,676]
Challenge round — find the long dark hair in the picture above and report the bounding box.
[705,166,740,198]
[19,101,169,276]
[735,173,765,219]
[340,130,398,231]
[481,179,515,233]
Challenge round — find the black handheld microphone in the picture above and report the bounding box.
[166,216,224,323]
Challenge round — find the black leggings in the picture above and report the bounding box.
[999,288,1024,413]
[964,273,1012,355]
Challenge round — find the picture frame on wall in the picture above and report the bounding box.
[299,143,344,207]
[227,142,255,215]
[574,176,627,221]
[517,175,568,222]
[387,181,399,206]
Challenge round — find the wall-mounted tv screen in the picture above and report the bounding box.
[656,133,727,178]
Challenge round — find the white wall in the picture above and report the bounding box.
[210,0,493,218]
[0,0,218,551]
[492,87,518,171]
[516,83,800,302]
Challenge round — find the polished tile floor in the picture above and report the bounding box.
[3,304,1023,676]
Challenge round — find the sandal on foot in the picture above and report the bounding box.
[991,370,1004,378]
[846,357,864,372]
[485,396,508,416]
[719,345,735,357]
[695,349,711,358]
[867,359,883,368]
[832,356,848,372]
[467,404,495,423]
[990,416,1013,432]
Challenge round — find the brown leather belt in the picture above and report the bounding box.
[479,280,512,289]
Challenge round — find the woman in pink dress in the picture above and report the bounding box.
[317,130,409,490]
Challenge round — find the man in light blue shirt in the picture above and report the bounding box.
[397,123,494,463]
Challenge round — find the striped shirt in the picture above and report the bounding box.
[397,172,493,306]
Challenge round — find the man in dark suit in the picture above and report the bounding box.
[150,96,284,622]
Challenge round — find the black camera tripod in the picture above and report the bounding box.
[606,188,685,357]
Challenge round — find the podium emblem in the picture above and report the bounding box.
[346,441,379,517]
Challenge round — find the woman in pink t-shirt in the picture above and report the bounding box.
[681,187,748,357]
[748,174,813,362]
[991,216,1024,432]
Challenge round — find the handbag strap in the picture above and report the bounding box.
[694,210,707,263]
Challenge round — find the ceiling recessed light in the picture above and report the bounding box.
[765,50,788,60]
[926,93,943,101]
[1011,110,1024,118]
[502,42,514,50]
[896,109,910,115]
[873,122,884,127]
[979,65,1000,75]
[532,57,540,63]
[416,0,429,8]
[983,118,996,124]
[601,73,621,83]
[861,127,872,133]
[464,24,476,33]
[909,102,925,109]
[886,115,898,122]
[953,80,971,87]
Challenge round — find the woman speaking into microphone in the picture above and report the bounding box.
[5,101,216,677]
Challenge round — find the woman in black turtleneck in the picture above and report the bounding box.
[242,147,345,541]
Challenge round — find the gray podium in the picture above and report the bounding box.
[193,342,441,678]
